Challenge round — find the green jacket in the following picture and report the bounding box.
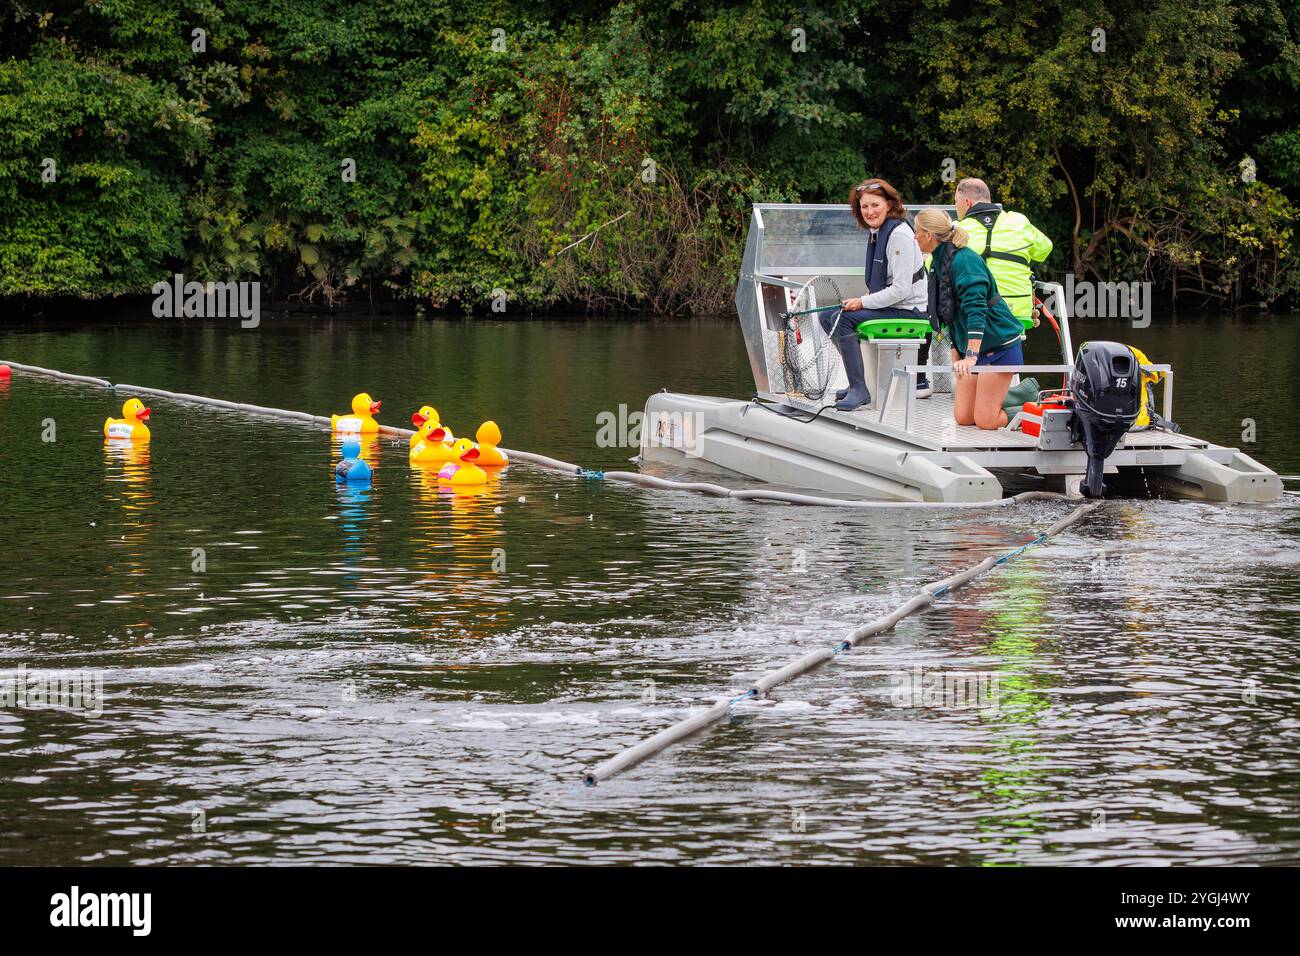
[956,202,1053,322]
[935,244,1024,354]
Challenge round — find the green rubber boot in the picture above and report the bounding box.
[1002,376,1040,417]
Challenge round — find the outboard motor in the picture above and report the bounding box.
[1069,341,1142,498]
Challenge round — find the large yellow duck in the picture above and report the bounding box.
[437,438,488,487]
[409,419,456,464]
[104,398,152,441]
[474,421,509,466]
[332,392,381,434]
[409,405,454,448]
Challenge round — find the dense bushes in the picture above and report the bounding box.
[0,0,1297,311]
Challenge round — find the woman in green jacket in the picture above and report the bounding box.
[914,209,1025,430]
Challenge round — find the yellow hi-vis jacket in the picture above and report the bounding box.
[956,203,1054,325]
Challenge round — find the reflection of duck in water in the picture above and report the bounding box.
[104,398,152,441]
[334,440,372,484]
[333,432,381,467]
[404,429,509,632]
[103,439,153,580]
[441,477,510,633]
[334,478,374,579]
[331,392,381,434]
[103,439,153,492]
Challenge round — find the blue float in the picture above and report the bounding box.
[334,440,372,484]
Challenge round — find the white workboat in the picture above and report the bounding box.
[642,203,1282,503]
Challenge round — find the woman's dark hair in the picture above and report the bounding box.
[849,178,907,228]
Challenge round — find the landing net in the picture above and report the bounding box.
[778,275,843,402]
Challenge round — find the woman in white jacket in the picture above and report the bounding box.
[823,178,929,411]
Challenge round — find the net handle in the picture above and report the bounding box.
[788,275,845,335]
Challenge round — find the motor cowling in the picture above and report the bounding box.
[1068,341,1142,498]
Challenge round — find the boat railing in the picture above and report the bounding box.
[880,363,1174,434]
[1035,280,1074,367]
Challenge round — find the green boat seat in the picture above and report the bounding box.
[855,318,931,340]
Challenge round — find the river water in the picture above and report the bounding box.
[0,309,1297,864]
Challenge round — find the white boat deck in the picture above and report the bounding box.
[785,390,1211,453]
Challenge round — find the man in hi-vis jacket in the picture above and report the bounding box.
[953,177,1054,327]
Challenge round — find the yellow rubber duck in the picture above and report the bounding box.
[410,420,456,464]
[104,398,152,441]
[437,438,488,486]
[332,392,381,434]
[409,405,454,448]
[474,421,509,466]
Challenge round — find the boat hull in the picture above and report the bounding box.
[641,392,1283,504]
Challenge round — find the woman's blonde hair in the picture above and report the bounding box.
[913,209,968,249]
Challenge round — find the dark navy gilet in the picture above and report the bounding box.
[864,217,913,294]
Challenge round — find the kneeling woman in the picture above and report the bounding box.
[823,178,928,411]
[913,209,1024,429]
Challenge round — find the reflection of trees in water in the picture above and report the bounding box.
[964,506,1155,863]
[967,510,1151,864]
[934,523,1056,862]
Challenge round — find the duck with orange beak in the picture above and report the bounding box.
[409,405,454,448]
[409,419,457,464]
[104,398,152,441]
[332,392,382,433]
[436,437,488,486]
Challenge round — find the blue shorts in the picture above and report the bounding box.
[975,341,1023,367]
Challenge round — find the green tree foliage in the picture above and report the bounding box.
[0,25,204,295]
[898,0,1299,308]
[0,0,1295,310]
[1229,0,1300,192]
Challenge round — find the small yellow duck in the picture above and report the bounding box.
[409,420,456,464]
[332,392,381,434]
[474,421,509,466]
[409,405,454,448]
[104,398,152,441]
[437,438,488,487]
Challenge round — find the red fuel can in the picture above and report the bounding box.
[1022,400,1066,438]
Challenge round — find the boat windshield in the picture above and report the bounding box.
[755,206,863,272]
[737,203,958,396]
[751,204,954,275]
